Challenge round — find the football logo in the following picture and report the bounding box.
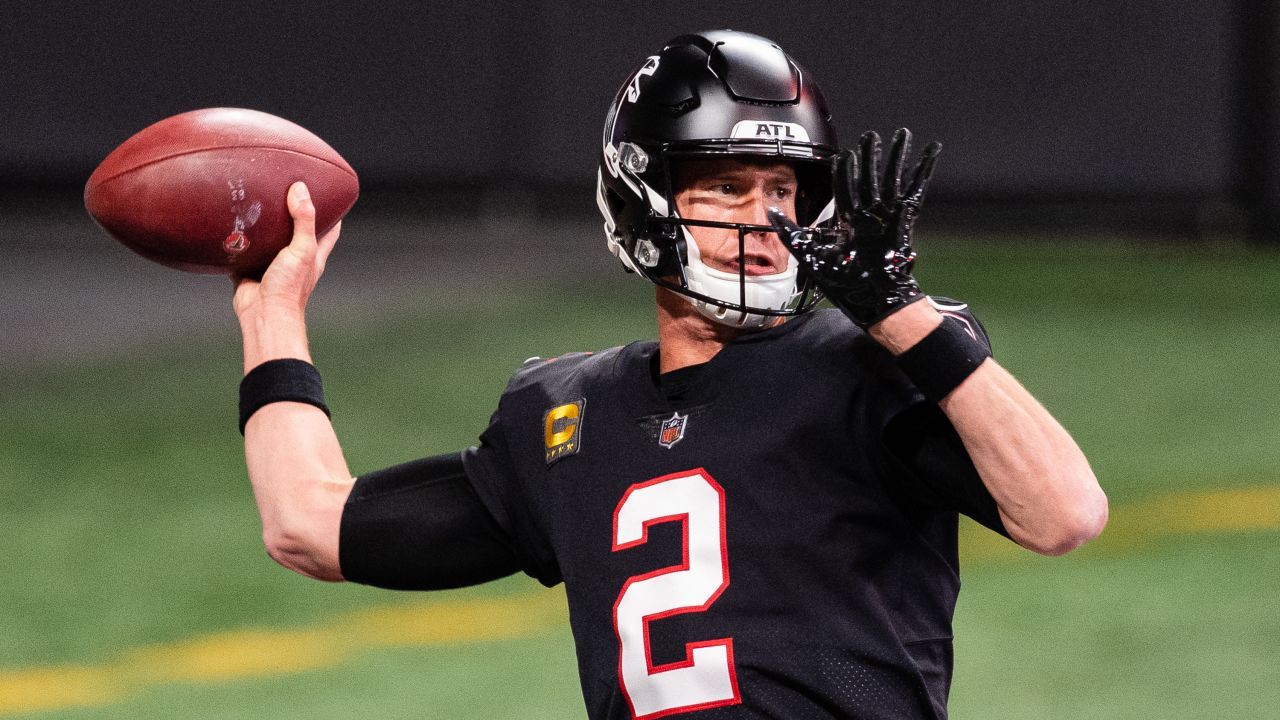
[658,411,688,449]
[544,399,585,465]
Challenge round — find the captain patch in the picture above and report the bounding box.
[544,399,585,465]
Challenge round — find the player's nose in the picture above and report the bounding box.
[743,191,785,248]
[748,188,773,225]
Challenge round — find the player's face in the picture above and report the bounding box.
[673,158,798,277]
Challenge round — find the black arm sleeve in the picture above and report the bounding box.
[339,452,522,590]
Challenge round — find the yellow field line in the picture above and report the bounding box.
[959,485,1280,562]
[0,592,567,716]
[2,485,1278,716]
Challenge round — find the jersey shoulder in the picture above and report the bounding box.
[503,345,630,398]
[783,307,865,354]
[753,308,898,385]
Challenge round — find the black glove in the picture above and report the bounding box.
[768,128,941,328]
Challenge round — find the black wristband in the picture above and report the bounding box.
[239,359,331,435]
[896,316,992,403]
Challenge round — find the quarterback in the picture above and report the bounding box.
[233,30,1107,719]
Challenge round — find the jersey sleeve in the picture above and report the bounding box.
[870,298,1009,536]
[460,405,563,586]
[339,452,522,590]
[881,405,1008,536]
[340,393,562,590]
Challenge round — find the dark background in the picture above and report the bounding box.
[4,0,1277,237]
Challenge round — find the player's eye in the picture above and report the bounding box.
[715,183,737,194]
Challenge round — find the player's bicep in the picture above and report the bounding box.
[339,452,521,590]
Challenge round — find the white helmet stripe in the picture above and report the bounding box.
[812,197,836,225]
[640,179,668,216]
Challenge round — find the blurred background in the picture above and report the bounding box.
[2,1,1277,718]
[9,0,1280,235]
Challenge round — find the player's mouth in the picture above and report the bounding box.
[718,254,781,276]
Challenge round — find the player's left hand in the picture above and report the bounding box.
[768,128,940,328]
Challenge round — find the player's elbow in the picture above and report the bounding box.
[263,526,344,581]
[1026,483,1109,557]
[260,485,346,582]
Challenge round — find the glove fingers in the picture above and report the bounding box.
[831,149,859,222]
[768,207,859,278]
[767,207,816,268]
[905,141,942,204]
[858,131,882,208]
[883,128,912,202]
[814,240,853,275]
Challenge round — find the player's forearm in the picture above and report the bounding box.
[239,306,311,371]
[239,314,353,581]
[244,405,353,580]
[939,363,1108,555]
[872,302,1107,555]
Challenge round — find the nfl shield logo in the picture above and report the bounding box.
[658,411,687,449]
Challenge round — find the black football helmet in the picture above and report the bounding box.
[597,30,840,328]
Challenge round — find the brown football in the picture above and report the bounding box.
[84,108,359,275]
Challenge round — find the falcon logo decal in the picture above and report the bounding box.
[927,297,979,341]
[544,399,585,466]
[623,56,660,103]
[658,411,688,449]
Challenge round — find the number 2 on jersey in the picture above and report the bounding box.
[612,468,740,718]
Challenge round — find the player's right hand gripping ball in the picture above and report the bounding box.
[768,128,941,328]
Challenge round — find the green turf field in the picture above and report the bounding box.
[2,237,1278,718]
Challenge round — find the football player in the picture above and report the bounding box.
[233,30,1107,719]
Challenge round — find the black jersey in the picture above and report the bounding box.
[458,306,1004,720]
